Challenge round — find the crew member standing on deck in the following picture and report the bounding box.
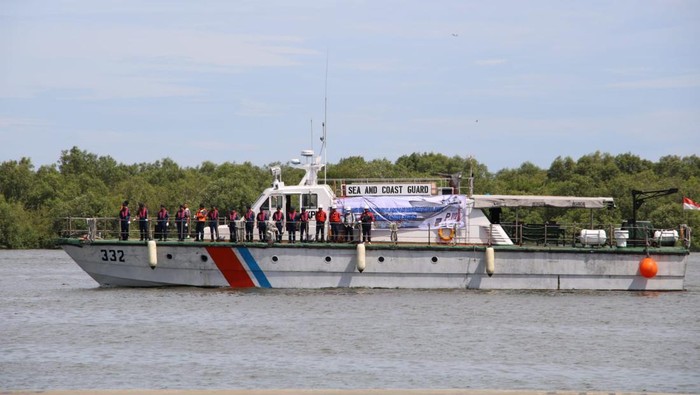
[257,208,268,242]
[329,205,341,242]
[286,206,298,243]
[228,208,240,242]
[244,206,255,242]
[343,207,355,242]
[361,205,375,244]
[156,204,169,241]
[119,201,130,240]
[315,205,327,242]
[208,205,219,241]
[272,206,284,243]
[183,203,191,239]
[175,205,186,241]
[195,204,207,241]
[298,207,309,242]
[137,202,150,241]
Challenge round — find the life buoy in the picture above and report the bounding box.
[438,227,455,242]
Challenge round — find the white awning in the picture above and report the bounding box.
[472,195,615,209]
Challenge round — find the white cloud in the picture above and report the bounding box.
[474,59,507,66]
[607,74,700,90]
[1,22,318,100]
[235,99,282,117]
[1,0,698,172]
[0,117,47,129]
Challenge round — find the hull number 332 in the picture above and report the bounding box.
[100,249,125,262]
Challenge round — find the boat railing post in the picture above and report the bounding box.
[679,223,691,248]
[86,218,96,241]
[644,229,650,247]
[428,224,431,246]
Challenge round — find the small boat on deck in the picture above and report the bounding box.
[57,142,691,290]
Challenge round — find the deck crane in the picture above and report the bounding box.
[631,188,679,226]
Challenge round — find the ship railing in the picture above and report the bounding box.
[58,216,690,248]
[497,222,689,248]
[59,217,122,240]
[59,216,193,241]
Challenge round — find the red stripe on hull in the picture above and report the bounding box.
[206,247,256,288]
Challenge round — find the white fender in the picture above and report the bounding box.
[356,243,366,273]
[148,240,157,269]
[485,247,495,277]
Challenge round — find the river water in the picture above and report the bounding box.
[1,249,699,392]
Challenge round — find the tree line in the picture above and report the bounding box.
[1,147,699,249]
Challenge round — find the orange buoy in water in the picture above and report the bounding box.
[639,257,658,279]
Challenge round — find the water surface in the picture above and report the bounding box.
[1,250,698,392]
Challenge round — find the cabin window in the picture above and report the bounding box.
[270,195,284,210]
[286,194,301,210]
[302,193,318,209]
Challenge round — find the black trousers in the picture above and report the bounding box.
[139,220,149,240]
[299,223,308,241]
[120,220,129,240]
[196,221,205,241]
[156,221,168,240]
[362,223,372,242]
[315,222,325,241]
[176,221,184,240]
[245,223,254,241]
[258,222,267,241]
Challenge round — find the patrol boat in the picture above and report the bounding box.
[57,141,691,290]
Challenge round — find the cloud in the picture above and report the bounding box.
[474,59,507,66]
[345,60,399,72]
[0,117,47,129]
[234,99,282,117]
[1,22,318,100]
[607,74,700,90]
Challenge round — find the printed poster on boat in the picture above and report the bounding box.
[336,195,470,229]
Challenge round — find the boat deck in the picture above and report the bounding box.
[56,237,690,256]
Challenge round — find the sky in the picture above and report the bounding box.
[1,0,699,173]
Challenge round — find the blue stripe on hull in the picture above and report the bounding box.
[237,247,272,288]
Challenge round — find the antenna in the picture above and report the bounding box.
[323,50,329,184]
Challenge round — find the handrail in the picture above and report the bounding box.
[57,216,689,248]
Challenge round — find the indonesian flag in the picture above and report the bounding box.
[683,197,700,210]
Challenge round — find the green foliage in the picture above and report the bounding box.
[0,196,41,248]
[0,157,35,203]
[1,148,699,250]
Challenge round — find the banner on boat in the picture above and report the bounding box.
[336,195,470,229]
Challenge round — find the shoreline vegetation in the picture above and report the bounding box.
[1,147,698,250]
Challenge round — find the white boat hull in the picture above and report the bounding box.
[60,240,689,290]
